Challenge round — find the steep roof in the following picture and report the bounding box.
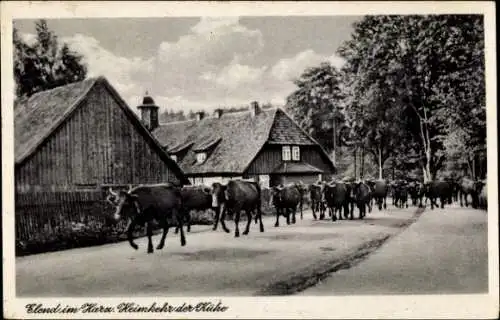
[153,108,335,175]
[14,76,189,184]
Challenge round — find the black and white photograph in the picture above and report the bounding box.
[2,1,498,319]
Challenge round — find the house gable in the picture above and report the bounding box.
[14,77,189,190]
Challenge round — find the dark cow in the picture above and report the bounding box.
[364,179,376,210]
[447,178,461,203]
[323,180,350,221]
[408,181,424,207]
[459,177,483,209]
[107,183,185,254]
[174,185,215,234]
[371,179,389,211]
[393,180,409,209]
[309,183,326,220]
[478,180,487,210]
[351,181,372,219]
[211,180,264,237]
[271,183,303,227]
[424,180,452,210]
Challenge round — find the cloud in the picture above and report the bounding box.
[61,34,154,106]
[20,33,37,46]
[19,18,347,115]
[271,49,345,82]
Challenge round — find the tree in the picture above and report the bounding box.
[285,62,345,156]
[13,19,87,98]
[337,15,485,182]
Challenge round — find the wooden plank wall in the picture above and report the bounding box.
[246,144,333,175]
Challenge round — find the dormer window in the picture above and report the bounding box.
[282,146,291,161]
[292,146,300,161]
[196,152,207,164]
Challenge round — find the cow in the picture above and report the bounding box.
[107,183,185,254]
[459,177,483,209]
[270,183,303,227]
[211,180,265,237]
[408,181,424,207]
[174,185,215,234]
[424,180,452,210]
[309,183,326,220]
[351,180,372,219]
[447,177,461,203]
[323,180,350,221]
[370,179,389,211]
[478,180,487,210]
[393,180,409,209]
[364,179,377,210]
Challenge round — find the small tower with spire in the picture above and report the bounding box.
[137,91,159,131]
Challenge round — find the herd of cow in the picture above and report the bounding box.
[105,176,487,254]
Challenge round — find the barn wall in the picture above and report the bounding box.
[245,144,333,175]
[16,83,181,192]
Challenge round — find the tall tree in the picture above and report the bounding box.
[285,62,345,156]
[337,15,485,182]
[13,19,87,98]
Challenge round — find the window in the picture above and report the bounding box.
[292,146,300,161]
[170,154,177,162]
[282,146,291,161]
[196,152,207,164]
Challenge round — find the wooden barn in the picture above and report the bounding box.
[142,100,336,188]
[14,76,188,245]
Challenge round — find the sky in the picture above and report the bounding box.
[14,16,361,114]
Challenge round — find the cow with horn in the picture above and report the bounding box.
[106,183,186,254]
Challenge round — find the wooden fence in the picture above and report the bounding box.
[15,188,311,255]
[15,190,114,242]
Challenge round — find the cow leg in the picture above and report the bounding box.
[440,197,445,209]
[300,201,303,220]
[331,207,337,221]
[234,209,241,238]
[156,216,169,250]
[312,202,317,220]
[274,208,280,227]
[292,208,296,224]
[459,191,464,207]
[383,196,387,209]
[127,217,139,250]
[219,207,231,233]
[173,208,186,247]
[258,207,264,232]
[146,221,154,254]
[212,207,221,231]
[243,210,252,235]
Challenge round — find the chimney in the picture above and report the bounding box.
[137,92,159,131]
[214,108,223,119]
[195,111,206,121]
[249,101,260,117]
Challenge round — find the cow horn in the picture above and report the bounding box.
[106,194,116,206]
[108,187,118,196]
